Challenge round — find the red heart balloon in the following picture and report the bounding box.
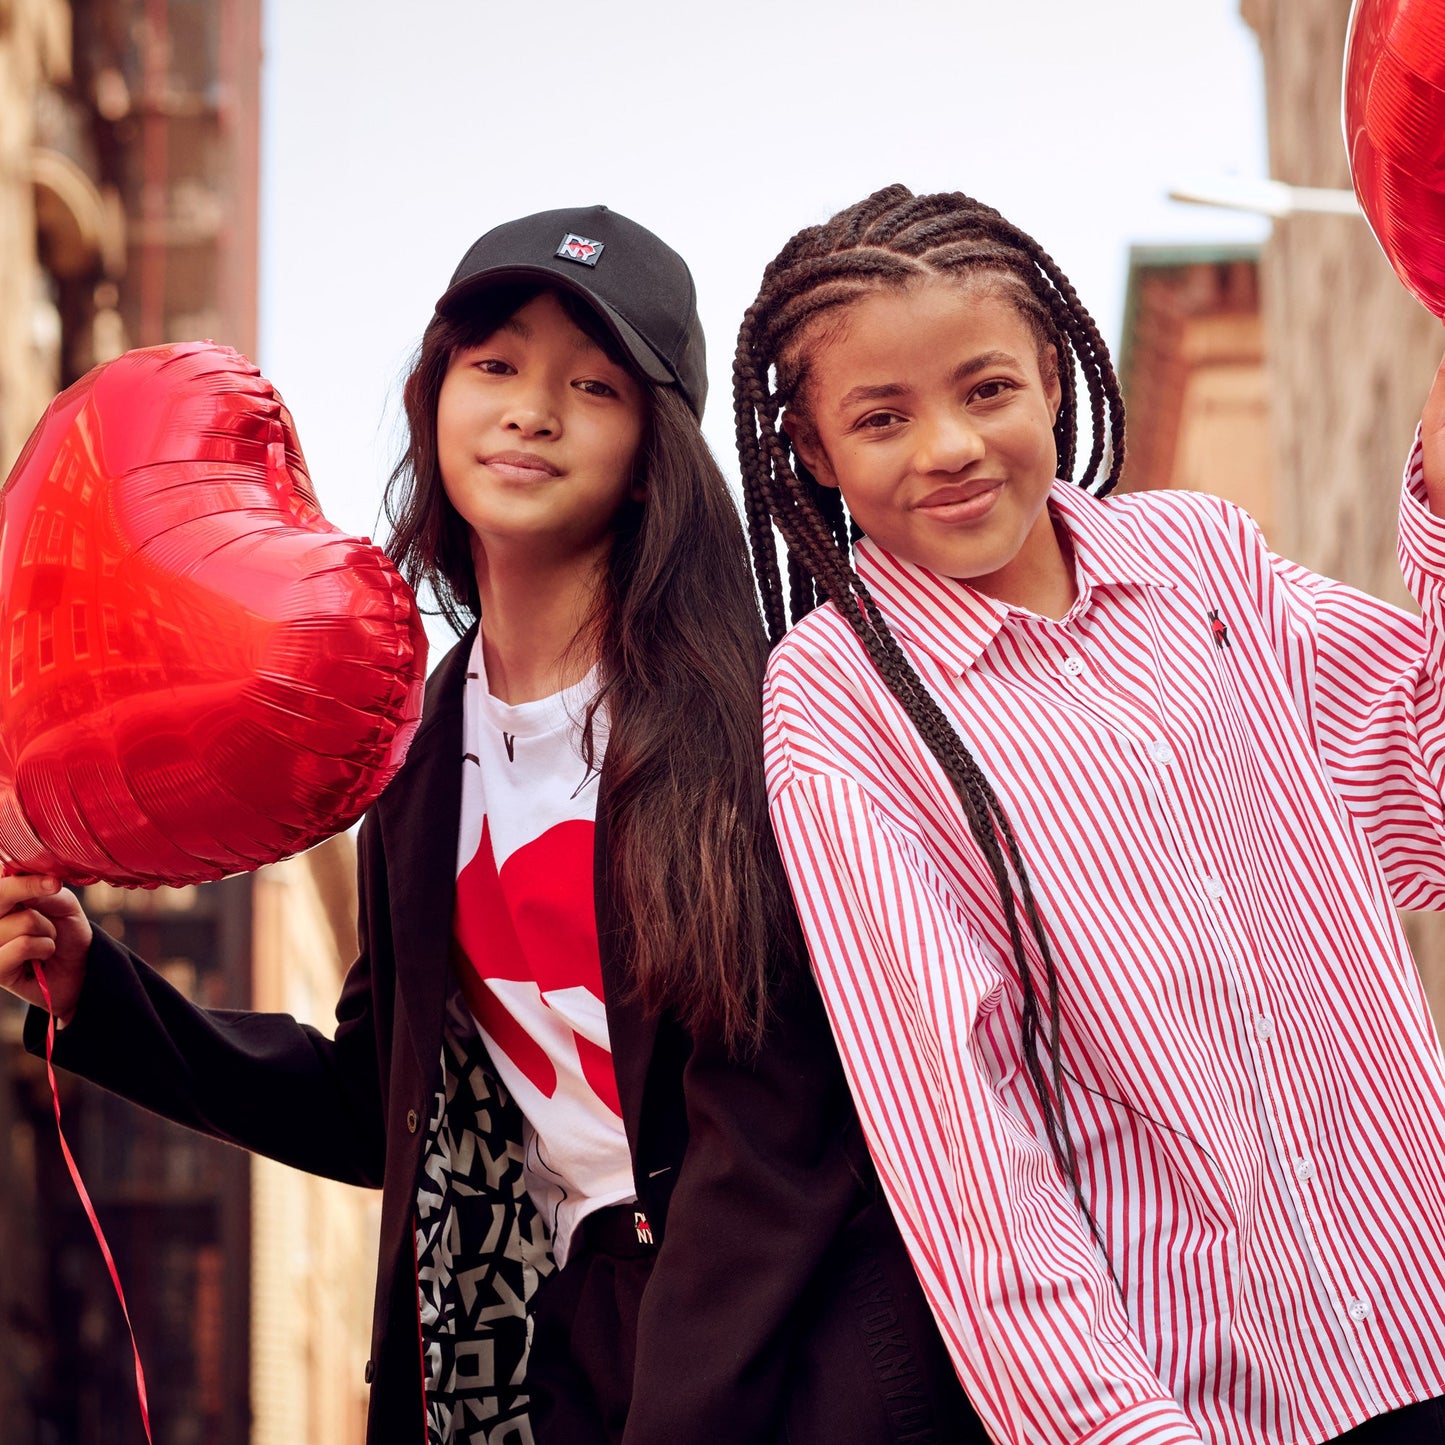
[1345,0,1445,318]
[0,342,427,887]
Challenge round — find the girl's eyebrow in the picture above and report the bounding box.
[953,349,1020,380]
[837,381,907,410]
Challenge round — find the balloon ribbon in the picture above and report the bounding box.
[34,965,154,1443]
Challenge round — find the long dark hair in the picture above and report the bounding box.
[386,282,791,1052]
[733,184,1126,1224]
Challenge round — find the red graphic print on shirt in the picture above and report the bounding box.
[454,815,622,1119]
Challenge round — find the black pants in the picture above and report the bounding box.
[526,1204,654,1445]
[1331,1398,1445,1444]
[525,1199,984,1445]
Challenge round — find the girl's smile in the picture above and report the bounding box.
[914,477,1007,524]
[788,276,1077,618]
[481,449,563,481]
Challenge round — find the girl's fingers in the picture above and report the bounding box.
[0,929,58,986]
[24,909,57,942]
[0,906,54,982]
[0,905,58,949]
[0,874,61,916]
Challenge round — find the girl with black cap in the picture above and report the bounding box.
[0,206,981,1445]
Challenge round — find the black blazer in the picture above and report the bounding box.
[28,629,979,1444]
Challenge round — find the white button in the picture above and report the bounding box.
[1147,739,1174,765]
[1203,876,1226,900]
[1347,1297,1370,1323]
[1254,1014,1275,1041]
[1294,1156,1316,1182]
[1062,656,1084,677]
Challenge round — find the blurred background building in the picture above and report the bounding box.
[1117,244,1269,528]
[1117,0,1445,1022]
[0,2,374,1442]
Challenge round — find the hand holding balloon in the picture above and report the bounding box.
[0,342,427,887]
[0,874,90,1024]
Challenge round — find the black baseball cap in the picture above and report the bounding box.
[435,205,708,418]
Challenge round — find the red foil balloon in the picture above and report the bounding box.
[0,342,427,887]
[1344,0,1445,318]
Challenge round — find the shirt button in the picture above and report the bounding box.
[1147,739,1174,765]
[1203,876,1226,900]
[1294,1156,1316,1182]
[1062,656,1084,677]
[407,1109,420,1134]
[1254,1014,1275,1041]
[1348,1298,1371,1323]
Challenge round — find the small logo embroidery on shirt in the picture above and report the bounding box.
[502,731,516,762]
[556,233,604,266]
[634,1211,653,1245]
[1208,609,1230,650]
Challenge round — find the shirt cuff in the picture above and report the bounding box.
[1073,1399,1204,1445]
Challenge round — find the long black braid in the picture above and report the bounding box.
[733,184,1126,1241]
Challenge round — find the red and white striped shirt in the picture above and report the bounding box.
[763,440,1445,1445]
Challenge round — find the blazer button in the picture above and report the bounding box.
[406,1108,419,1134]
[364,1359,375,1384]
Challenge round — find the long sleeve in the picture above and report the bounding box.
[765,728,1201,1445]
[1216,435,1445,907]
[23,812,388,1187]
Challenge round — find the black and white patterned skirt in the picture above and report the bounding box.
[416,989,556,1444]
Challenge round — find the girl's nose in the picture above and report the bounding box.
[915,413,985,474]
[502,389,560,437]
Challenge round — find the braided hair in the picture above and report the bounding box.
[733,183,1126,1235]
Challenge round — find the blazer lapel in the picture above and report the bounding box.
[378,625,475,1074]
[595,769,659,1160]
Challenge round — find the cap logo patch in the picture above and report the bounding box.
[556,233,604,267]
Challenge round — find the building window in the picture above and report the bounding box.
[38,612,54,671]
[71,526,87,571]
[72,602,89,658]
[103,606,121,653]
[8,616,24,693]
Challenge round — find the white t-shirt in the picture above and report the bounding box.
[452,635,635,1265]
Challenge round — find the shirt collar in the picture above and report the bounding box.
[851,481,1177,678]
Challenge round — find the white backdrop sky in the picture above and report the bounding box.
[259,0,1270,581]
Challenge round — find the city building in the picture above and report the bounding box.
[0,4,375,1441]
[1,0,261,479]
[1242,0,1443,612]
[1117,243,1271,528]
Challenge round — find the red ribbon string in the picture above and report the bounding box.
[34,965,154,1444]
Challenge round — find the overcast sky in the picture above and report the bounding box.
[258,0,1271,627]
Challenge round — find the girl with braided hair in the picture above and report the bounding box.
[736,183,1445,1445]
